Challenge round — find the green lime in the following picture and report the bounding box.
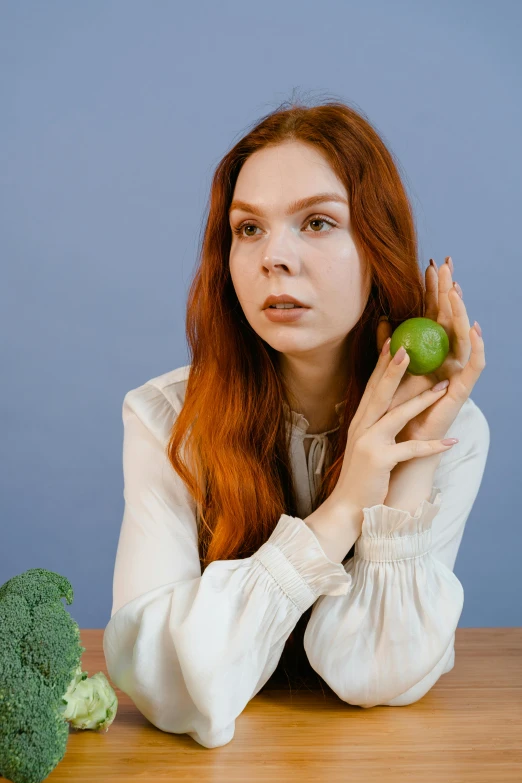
[390,317,449,375]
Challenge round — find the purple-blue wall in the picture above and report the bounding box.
[1,0,519,627]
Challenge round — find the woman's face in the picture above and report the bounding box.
[229,140,371,360]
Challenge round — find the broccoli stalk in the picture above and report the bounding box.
[0,568,118,783]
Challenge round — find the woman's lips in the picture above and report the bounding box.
[263,306,310,323]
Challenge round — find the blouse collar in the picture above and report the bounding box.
[282,398,347,436]
[282,398,347,479]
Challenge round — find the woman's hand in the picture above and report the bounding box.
[376,256,486,444]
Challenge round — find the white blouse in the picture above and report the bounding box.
[103,364,490,748]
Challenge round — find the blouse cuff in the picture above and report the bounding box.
[355,486,442,563]
[252,514,353,613]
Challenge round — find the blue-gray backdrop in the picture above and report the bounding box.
[1,0,520,629]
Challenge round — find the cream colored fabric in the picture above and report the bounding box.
[103,365,490,747]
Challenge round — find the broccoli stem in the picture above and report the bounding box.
[59,664,118,733]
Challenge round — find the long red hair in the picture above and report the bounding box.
[166,93,426,689]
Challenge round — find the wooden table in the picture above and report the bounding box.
[49,628,522,782]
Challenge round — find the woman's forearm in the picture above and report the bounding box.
[383,453,443,516]
[305,453,443,563]
[304,499,363,564]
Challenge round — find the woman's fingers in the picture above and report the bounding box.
[437,261,455,341]
[425,260,439,320]
[359,344,411,429]
[388,435,459,466]
[451,325,486,401]
[387,371,434,411]
[351,333,395,430]
[377,376,451,440]
[449,284,472,365]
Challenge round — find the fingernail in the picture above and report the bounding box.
[453,281,463,298]
[432,379,449,391]
[381,337,391,355]
[429,258,436,268]
[441,438,459,446]
[474,321,482,337]
[379,315,389,323]
[393,345,406,364]
[445,256,454,273]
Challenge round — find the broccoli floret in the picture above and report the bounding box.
[0,568,118,783]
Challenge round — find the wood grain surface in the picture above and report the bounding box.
[45,628,522,782]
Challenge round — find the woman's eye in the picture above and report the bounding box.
[232,215,337,240]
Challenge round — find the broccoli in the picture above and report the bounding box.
[0,568,118,783]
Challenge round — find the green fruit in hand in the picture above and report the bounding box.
[390,317,449,375]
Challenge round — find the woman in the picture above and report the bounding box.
[103,97,489,748]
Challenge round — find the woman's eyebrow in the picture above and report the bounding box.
[228,192,348,217]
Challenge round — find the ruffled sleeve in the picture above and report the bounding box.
[103,383,352,749]
[303,399,490,707]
